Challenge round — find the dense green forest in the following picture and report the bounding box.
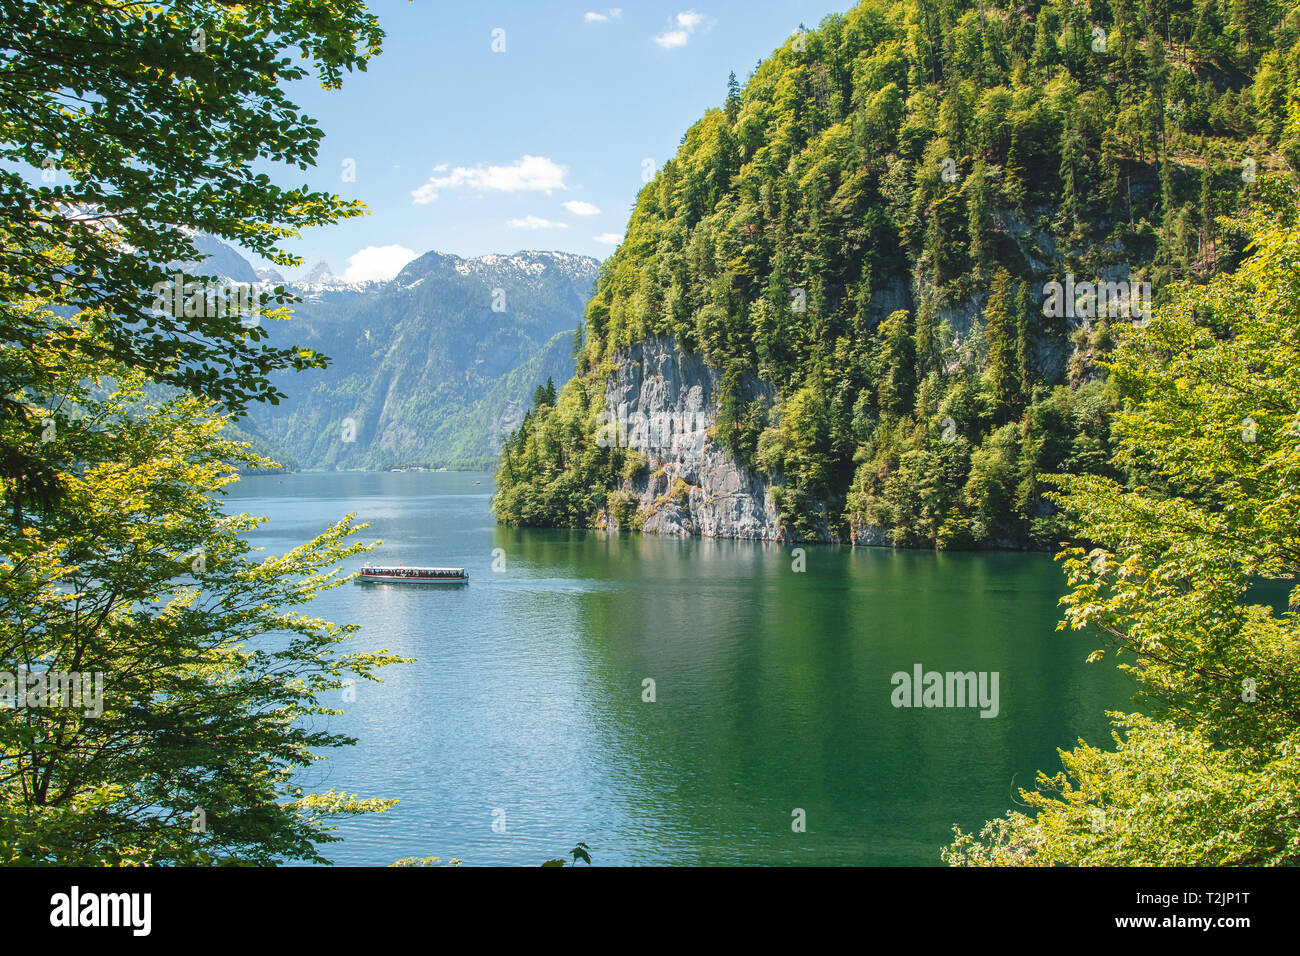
[494,0,1300,547]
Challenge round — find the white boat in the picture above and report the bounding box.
[357,565,468,584]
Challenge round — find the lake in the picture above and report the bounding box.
[223,471,1132,866]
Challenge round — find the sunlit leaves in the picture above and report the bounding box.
[947,177,1300,866]
[0,0,380,414]
[0,332,406,864]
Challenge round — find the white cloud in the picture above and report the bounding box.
[654,10,709,49]
[594,233,622,245]
[410,155,567,204]
[564,200,601,216]
[343,245,417,282]
[507,215,569,230]
[584,8,622,22]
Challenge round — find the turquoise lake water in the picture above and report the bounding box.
[223,471,1132,866]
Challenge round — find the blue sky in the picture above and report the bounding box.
[261,0,849,281]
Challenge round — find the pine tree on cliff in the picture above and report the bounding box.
[984,269,1020,421]
[726,71,741,125]
[1015,281,1036,395]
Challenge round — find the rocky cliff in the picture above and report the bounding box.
[594,337,788,541]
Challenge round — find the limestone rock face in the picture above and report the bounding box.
[597,336,790,541]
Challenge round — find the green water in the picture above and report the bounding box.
[225,471,1132,865]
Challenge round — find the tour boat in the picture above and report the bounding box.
[357,565,469,584]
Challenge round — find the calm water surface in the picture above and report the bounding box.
[223,471,1132,866]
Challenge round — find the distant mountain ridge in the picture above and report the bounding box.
[182,235,598,470]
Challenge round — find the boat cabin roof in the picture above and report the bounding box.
[362,566,465,574]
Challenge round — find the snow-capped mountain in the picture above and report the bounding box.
[176,234,599,470]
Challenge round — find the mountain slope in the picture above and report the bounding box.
[170,235,597,470]
[244,249,597,470]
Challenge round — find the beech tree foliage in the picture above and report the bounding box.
[0,1,404,864]
[0,0,381,509]
[945,176,1300,865]
[0,318,404,864]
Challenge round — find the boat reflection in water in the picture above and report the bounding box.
[356,565,469,585]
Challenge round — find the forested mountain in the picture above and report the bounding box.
[201,244,598,471]
[494,0,1299,547]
